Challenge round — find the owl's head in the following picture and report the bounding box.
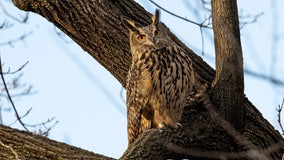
[124,10,172,54]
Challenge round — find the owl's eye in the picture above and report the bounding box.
[154,29,160,35]
[137,35,146,41]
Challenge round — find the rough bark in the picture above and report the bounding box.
[0,124,114,160]
[0,0,281,159]
[211,0,244,130]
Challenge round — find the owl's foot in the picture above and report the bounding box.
[177,122,183,128]
[157,122,165,128]
[158,122,182,129]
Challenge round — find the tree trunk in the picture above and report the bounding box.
[1,0,281,159]
[211,0,244,131]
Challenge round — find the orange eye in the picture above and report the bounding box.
[137,35,146,41]
[155,30,160,35]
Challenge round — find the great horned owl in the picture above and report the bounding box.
[124,10,195,145]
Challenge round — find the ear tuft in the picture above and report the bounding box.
[151,9,160,26]
[121,16,139,33]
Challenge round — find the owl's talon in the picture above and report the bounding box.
[158,122,165,128]
[177,123,183,128]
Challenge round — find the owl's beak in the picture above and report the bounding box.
[142,39,155,47]
[145,38,156,46]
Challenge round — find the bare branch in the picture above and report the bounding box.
[149,0,212,29]
[0,73,36,99]
[0,57,55,136]
[26,117,59,137]
[7,108,58,137]
[0,32,33,46]
[8,108,32,126]
[0,1,28,23]
[276,98,284,135]
[239,11,264,29]
[2,61,29,75]
[0,20,14,29]
[198,27,205,55]
[201,0,211,11]
[269,1,280,78]
[186,85,278,159]
[0,56,28,131]
[53,26,73,44]
[196,86,259,150]
[245,69,284,87]
[149,0,212,56]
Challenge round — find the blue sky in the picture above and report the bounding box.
[1,0,283,158]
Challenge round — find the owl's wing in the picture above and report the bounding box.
[126,62,152,144]
[155,45,194,127]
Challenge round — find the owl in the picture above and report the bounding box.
[124,10,195,145]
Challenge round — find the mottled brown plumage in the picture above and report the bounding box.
[124,10,195,145]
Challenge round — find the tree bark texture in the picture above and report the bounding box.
[211,0,244,131]
[0,124,114,160]
[1,0,281,159]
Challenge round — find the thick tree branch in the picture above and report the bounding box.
[0,124,114,160]
[211,0,244,131]
[12,0,214,87]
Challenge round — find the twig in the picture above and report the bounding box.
[0,56,28,131]
[190,85,269,159]
[27,117,59,137]
[0,91,37,98]
[245,69,284,86]
[0,20,13,29]
[0,1,28,23]
[199,15,212,55]
[269,0,279,80]
[239,12,264,29]
[149,0,212,29]
[0,32,32,46]
[40,120,58,136]
[25,117,57,128]
[276,98,284,135]
[53,26,73,44]
[3,61,29,75]
[149,0,212,56]
[201,0,211,11]
[8,108,32,126]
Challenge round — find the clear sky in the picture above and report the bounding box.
[1,0,283,158]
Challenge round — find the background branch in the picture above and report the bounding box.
[0,57,28,131]
[277,98,284,135]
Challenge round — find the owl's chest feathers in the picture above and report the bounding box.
[127,45,191,97]
[127,50,154,96]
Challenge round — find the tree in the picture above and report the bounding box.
[0,0,283,159]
